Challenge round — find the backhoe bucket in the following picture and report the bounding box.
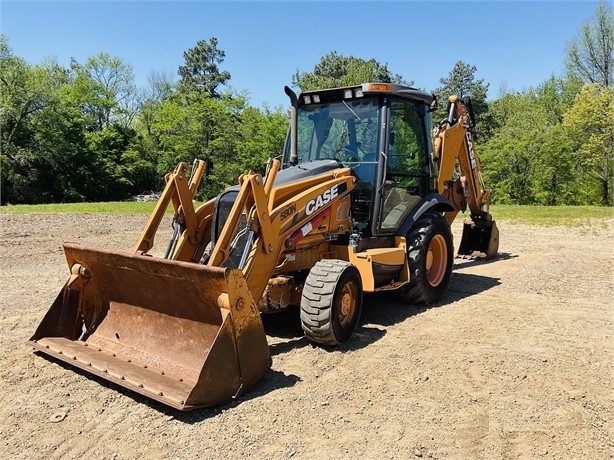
[457,218,499,259]
[28,243,271,411]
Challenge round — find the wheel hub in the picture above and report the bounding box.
[338,283,356,326]
[426,234,447,287]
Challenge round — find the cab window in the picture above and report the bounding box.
[379,99,430,232]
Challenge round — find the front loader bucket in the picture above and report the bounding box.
[457,218,499,259]
[28,243,271,411]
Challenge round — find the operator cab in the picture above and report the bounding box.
[282,83,438,237]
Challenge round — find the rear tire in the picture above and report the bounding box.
[396,211,453,304]
[300,260,363,346]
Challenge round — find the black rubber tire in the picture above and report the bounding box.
[300,260,363,346]
[396,211,453,305]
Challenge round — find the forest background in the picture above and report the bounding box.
[1,1,612,207]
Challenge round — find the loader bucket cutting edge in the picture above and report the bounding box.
[457,219,499,259]
[28,243,271,411]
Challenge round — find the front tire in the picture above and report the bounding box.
[300,260,363,346]
[397,211,453,304]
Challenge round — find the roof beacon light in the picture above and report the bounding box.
[366,83,393,93]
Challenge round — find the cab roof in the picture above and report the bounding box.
[298,82,435,106]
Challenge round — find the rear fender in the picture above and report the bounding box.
[397,193,454,237]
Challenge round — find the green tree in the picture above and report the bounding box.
[433,61,490,135]
[177,38,231,97]
[70,52,139,130]
[29,97,94,202]
[565,0,614,88]
[562,83,614,205]
[85,124,141,200]
[118,136,160,195]
[236,105,288,173]
[60,53,145,201]
[532,124,578,205]
[139,86,288,200]
[1,36,34,202]
[535,76,581,125]
[146,91,237,198]
[0,36,81,203]
[480,90,580,205]
[292,51,409,92]
[136,69,176,144]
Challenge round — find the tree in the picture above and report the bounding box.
[292,51,410,92]
[433,61,490,133]
[146,69,176,102]
[535,76,581,125]
[236,105,288,173]
[137,85,288,201]
[177,37,231,97]
[70,52,139,130]
[532,124,578,205]
[29,98,94,202]
[137,69,177,139]
[565,0,614,88]
[563,83,614,205]
[0,36,79,203]
[1,36,34,198]
[0,37,69,154]
[480,90,581,205]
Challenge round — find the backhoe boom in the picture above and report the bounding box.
[434,95,499,258]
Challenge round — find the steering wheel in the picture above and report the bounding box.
[335,148,360,163]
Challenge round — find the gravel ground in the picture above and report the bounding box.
[1,213,613,459]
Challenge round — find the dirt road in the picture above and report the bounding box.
[1,213,613,459]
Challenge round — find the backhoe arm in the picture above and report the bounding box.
[433,95,492,223]
[433,95,499,259]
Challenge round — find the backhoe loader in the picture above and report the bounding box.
[29,83,499,411]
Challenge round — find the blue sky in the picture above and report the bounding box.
[0,1,605,108]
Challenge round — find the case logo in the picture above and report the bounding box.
[306,184,340,216]
[465,132,477,170]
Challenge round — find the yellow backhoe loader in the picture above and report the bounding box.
[29,83,499,410]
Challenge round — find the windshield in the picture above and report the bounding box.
[285,96,381,166]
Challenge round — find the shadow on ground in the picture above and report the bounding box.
[262,269,501,352]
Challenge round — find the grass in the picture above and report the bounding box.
[489,205,614,227]
[0,201,163,215]
[1,202,613,227]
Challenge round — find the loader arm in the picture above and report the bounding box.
[206,158,355,303]
[133,160,207,255]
